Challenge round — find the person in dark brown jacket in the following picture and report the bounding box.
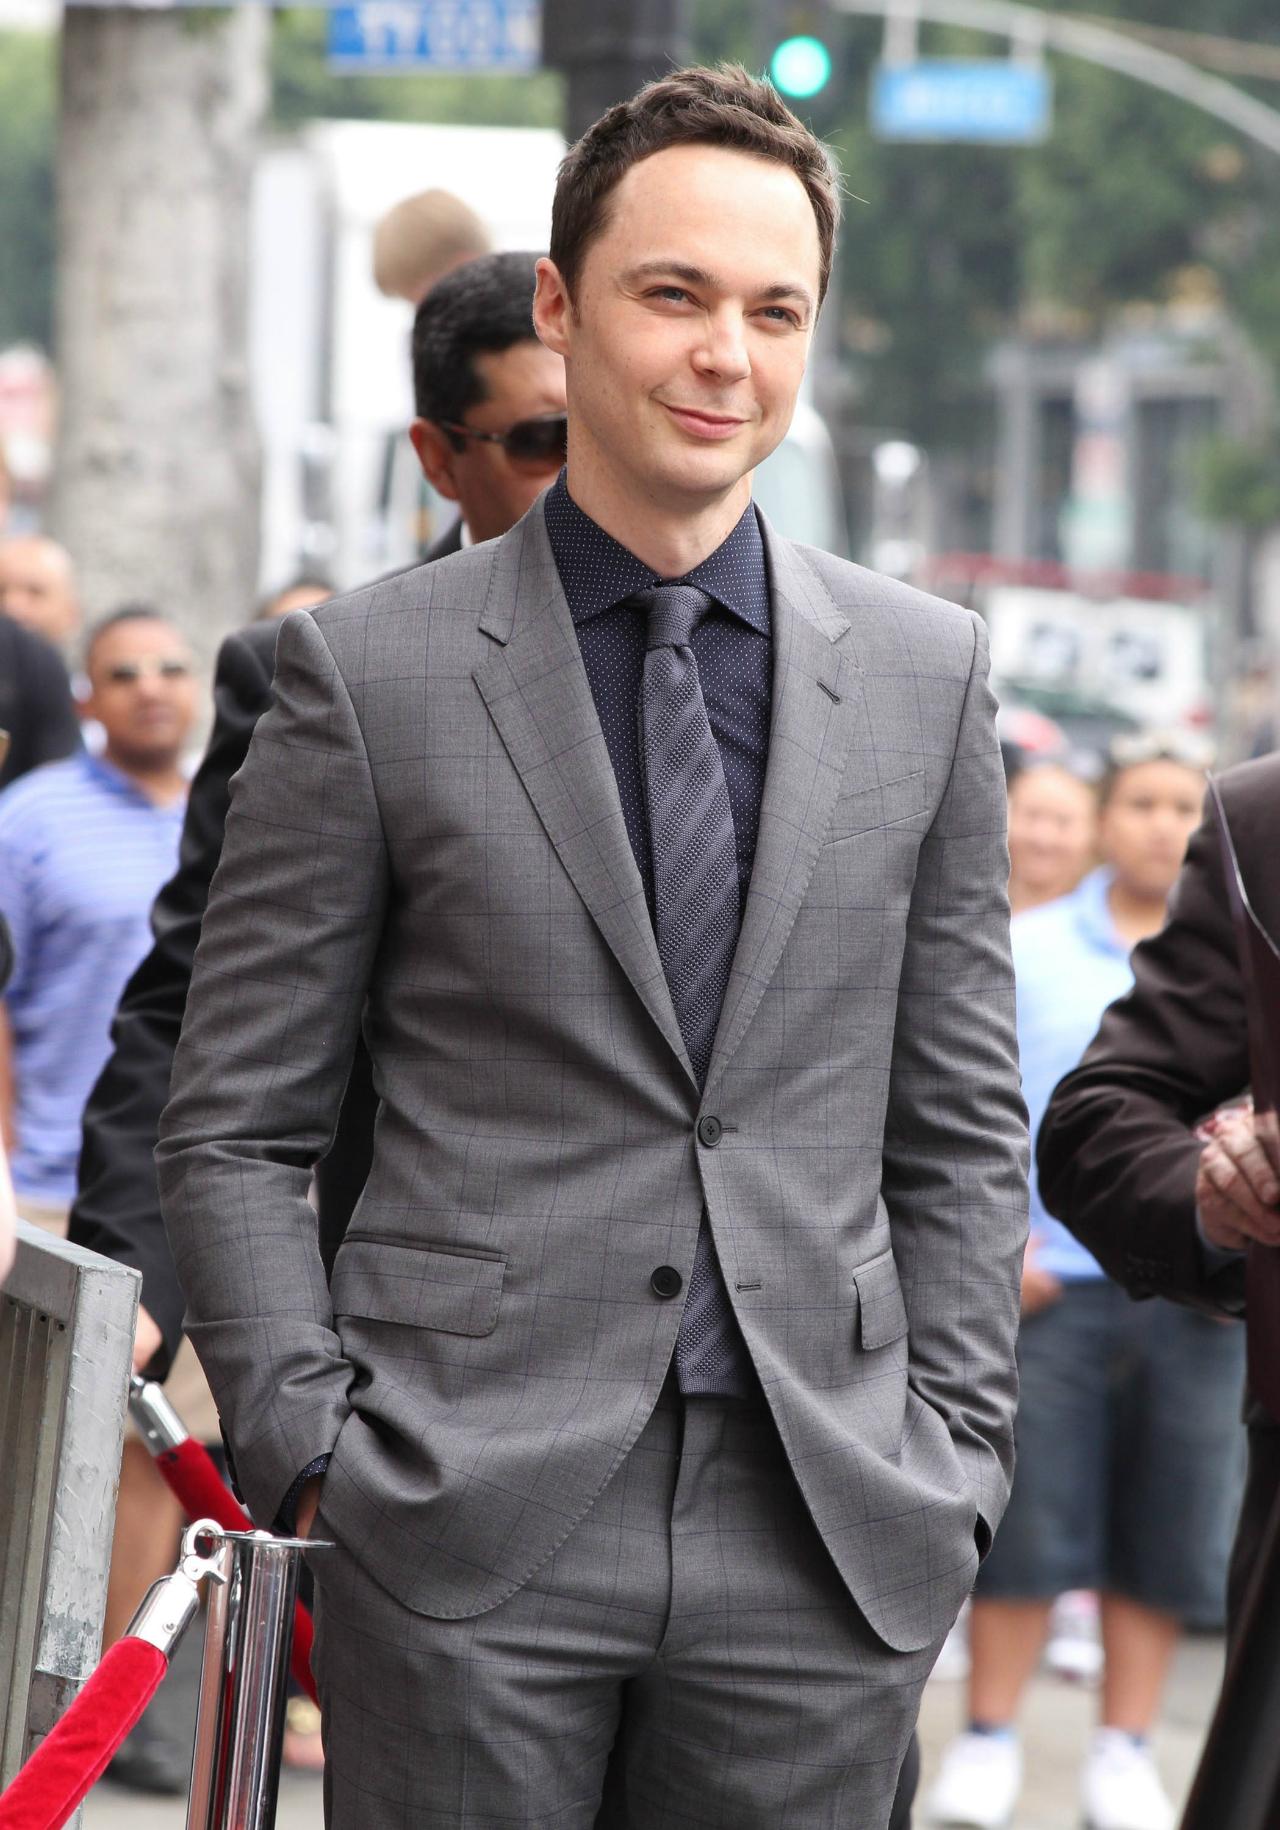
[1038,751,1280,1630]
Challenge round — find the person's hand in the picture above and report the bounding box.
[294,1475,323,1540]
[131,1303,164,1372]
[1197,1108,1280,1252]
[1020,1234,1062,1317]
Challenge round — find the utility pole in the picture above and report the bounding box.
[543,0,691,141]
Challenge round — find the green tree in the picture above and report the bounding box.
[0,31,56,348]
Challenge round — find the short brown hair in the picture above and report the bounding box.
[550,63,840,307]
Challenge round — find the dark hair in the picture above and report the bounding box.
[550,63,840,308]
[412,250,542,427]
[83,603,170,667]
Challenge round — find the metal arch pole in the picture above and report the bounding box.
[831,0,1280,159]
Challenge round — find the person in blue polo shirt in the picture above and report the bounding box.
[0,605,196,1211]
[929,736,1247,1830]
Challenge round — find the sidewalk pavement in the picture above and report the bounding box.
[81,1628,1225,1828]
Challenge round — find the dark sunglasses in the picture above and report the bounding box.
[438,413,567,472]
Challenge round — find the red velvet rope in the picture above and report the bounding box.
[0,1637,166,1830]
[157,1439,318,1705]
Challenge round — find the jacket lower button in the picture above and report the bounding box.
[650,1265,683,1299]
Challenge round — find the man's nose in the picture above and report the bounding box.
[694,309,751,380]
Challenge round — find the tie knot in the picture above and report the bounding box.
[634,584,714,652]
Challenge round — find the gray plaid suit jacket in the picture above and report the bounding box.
[157,501,1029,1655]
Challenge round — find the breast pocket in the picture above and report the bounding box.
[330,1239,505,1338]
[826,768,927,844]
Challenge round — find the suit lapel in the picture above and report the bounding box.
[703,519,864,1099]
[473,508,697,1090]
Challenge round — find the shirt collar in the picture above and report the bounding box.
[543,470,769,635]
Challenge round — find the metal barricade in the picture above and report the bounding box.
[0,1220,139,1814]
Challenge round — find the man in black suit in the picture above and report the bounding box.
[68,247,567,1380]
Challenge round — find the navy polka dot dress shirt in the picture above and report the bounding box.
[543,472,773,918]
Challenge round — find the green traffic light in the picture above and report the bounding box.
[770,34,833,98]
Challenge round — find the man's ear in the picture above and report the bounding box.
[533,257,573,359]
[410,419,461,504]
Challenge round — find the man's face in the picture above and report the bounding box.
[535,143,821,517]
[1099,760,1204,902]
[84,618,198,772]
[0,536,80,646]
[1006,766,1097,898]
[410,339,567,545]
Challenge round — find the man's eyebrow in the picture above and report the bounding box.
[620,260,815,311]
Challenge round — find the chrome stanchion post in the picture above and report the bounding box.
[186,1525,317,1830]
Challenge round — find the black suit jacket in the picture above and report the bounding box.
[0,613,81,790]
[1037,755,1280,1316]
[67,524,463,1374]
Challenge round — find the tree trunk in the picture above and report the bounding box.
[50,5,268,655]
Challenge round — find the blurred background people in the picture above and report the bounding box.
[1007,759,1099,915]
[0,532,80,649]
[372,185,492,305]
[0,604,200,1792]
[928,736,1244,1830]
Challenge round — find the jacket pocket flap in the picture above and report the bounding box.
[828,769,926,842]
[331,1240,505,1338]
[853,1248,909,1350]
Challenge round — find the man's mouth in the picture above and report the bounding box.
[662,403,748,441]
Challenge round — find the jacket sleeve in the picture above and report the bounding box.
[1037,785,1249,1314]
[156,610,389,1527]
[881,612,1029,1557]
[67,627,276,1376]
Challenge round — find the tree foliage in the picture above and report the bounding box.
[0,31,56,349]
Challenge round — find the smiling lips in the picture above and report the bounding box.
[663,403,748,441]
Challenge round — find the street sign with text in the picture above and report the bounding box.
[871,59,1052,142]
[327,0,540,73]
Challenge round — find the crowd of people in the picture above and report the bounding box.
[0,60,1273,1830]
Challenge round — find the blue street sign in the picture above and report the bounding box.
[871,60,1052,143]
[327,0,540,73]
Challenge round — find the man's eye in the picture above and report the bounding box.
[760,307,801,327]
[650,287,691,304]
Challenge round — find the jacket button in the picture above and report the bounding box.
[650,1265,683,1299]
[697,1115,723,1147]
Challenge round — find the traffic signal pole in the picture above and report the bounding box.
[542,0,691,141]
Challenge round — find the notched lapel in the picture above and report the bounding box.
[473,512,697,1090]
[704,527,865,1096]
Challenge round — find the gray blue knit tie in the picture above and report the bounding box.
[637,584,754,1398]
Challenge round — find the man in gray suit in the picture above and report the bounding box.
[159,65,1028,1828]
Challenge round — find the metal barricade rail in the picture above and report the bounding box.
[0,1220,138,1818]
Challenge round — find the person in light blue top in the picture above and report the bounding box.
[1015,864,1138,1285]
[930,739,1247,1830]
[0,606,196,1209]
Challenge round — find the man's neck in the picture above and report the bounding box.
[102,750,187,807]
[1105,877,1166,949]
[563,458,750,579]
